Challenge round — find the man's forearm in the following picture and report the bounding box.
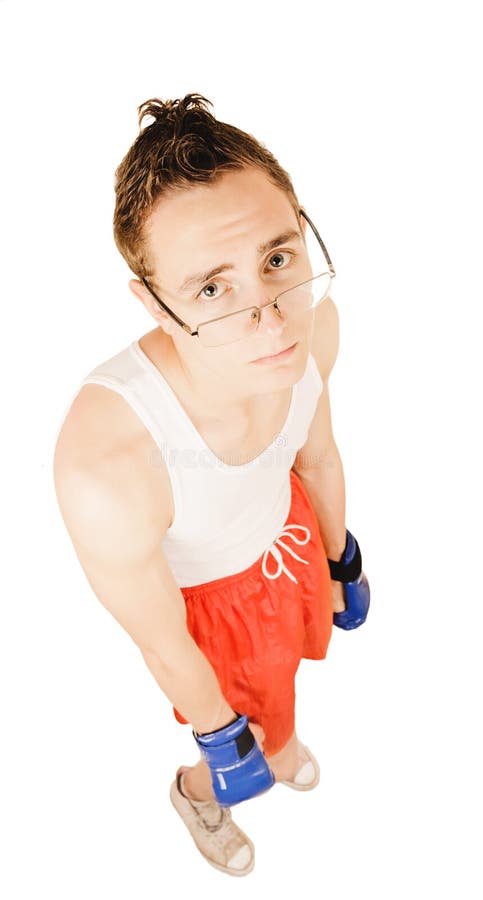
[140,636,236,734]
[294,441,347,561]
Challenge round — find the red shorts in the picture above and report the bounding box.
[173,469,333,757]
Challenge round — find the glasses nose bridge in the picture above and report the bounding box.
[253,294,285,331]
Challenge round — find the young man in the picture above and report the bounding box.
[53,94,369,877]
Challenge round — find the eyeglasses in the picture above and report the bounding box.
[141,209,336,349]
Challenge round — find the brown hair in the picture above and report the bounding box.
[112,93,301,284]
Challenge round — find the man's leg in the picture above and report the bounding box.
[181,730,301,801]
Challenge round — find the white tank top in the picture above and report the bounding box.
[59,339,323,587]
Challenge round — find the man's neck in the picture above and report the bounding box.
[148,327,262,421]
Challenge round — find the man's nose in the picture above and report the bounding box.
[257,298,287,335]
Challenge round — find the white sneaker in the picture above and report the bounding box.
[280,742,320,791]
[169,766,255,876]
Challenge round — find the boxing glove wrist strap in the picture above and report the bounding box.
[195,710,243,738]
[327,529,362,583]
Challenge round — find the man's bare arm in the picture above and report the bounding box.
[53,448,236,735]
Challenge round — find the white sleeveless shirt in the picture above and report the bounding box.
[58,339,323,587]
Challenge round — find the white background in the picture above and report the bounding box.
[1,0,482,896]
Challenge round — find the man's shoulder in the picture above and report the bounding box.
[55,381,143,467]
[54,382,169,504]
[54,382,175,531]
[310,296,339,382]
[58,325,164,464]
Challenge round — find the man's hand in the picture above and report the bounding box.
[193,712,275,807]
[331,578,346,613]
[247,721,266,750]
[329,529,371,629]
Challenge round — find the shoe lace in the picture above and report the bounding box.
[203,808,248,860]
[196,802,229,833]
[188,799,249,861]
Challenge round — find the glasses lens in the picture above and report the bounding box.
[198,272,331,348]
[277,272,332,315]
[198,306,259,348]
[197,214,333,348]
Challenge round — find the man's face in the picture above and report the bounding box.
[133,166,316,394]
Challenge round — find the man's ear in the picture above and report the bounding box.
[128,278,150,304]
[128,278,175,333]
[298,205,307,236]
[128,277,162,315]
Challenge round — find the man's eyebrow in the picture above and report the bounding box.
[177,228,303,294]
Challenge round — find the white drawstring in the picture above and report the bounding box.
[262,523,311,584]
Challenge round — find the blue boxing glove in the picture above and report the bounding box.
[328,529,370,630]
[193,712,275,808]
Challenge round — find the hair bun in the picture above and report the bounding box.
[137,94,214,135]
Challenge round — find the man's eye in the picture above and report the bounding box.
[197,281,226,301]
[196,251,294,301]
[268,251,292,269]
